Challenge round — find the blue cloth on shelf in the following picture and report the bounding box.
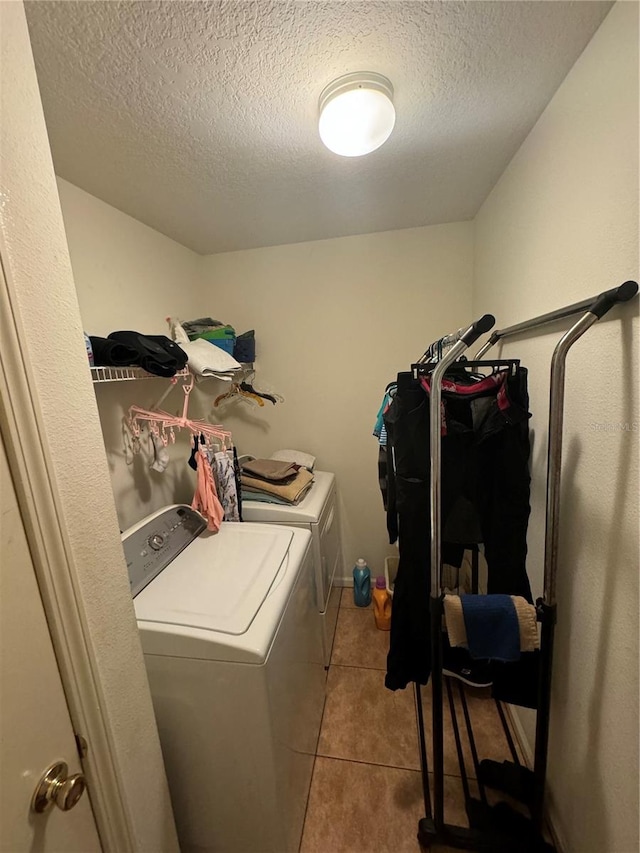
[461,594,520,662]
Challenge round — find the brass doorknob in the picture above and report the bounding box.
[31,761,87,814]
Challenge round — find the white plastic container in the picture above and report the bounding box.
[384,556,399,597]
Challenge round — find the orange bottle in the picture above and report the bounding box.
[373,576,392,631]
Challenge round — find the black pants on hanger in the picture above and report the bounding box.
[384,368,533,692]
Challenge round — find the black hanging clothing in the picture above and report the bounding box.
[232,446,243,522]
[384,367,533,692]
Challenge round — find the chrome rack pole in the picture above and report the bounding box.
[475,280,638,358]
[532,280,638,832]
[428,313,495,831]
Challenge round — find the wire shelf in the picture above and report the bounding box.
[90,366,191,383]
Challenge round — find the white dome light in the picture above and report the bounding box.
[318,72,395,157]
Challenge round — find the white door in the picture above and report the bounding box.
[0,434,102,853]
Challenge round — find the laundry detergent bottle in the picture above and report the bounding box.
[352,559,371,607]
[373,576,392,631]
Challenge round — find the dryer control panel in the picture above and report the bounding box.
[122,506,206,597]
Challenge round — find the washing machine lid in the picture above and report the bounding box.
[133,523,294,636]
[242,470,335,524]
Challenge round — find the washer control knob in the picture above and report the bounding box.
[148,533,165,551]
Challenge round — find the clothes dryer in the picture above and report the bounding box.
[122,506,325,853]
[242,471,342,666]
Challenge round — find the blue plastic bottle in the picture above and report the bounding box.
[352,558,371,607]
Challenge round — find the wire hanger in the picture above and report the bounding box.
[413,358,521,381]
[213,367,283,407]
[239,381,277,404]
[238,367,282,404]
[213,382,264,408]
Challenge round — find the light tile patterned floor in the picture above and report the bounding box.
[330,606,390,670]
[300,587,520,853]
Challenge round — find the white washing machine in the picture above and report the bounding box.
[242,471,343,667]
[122,506,325,853]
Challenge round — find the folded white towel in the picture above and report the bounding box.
[270,449,316,471]
[182,338,242,376]
[168,317,241,376]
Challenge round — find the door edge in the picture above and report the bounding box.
[0,248,135,852]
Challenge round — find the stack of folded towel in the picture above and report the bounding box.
[169,318,241,380]
[443,593,539,662]
[269,449,316,471]
[240,459,314,505]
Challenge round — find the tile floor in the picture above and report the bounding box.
[300,588,522,853]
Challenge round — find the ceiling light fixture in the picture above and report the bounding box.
[318,72,395,157]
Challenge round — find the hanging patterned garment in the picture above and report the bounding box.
[191,447,224,532]
[209,449,241,522]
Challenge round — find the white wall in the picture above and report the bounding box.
[200,223,474,578]
[57,179,205,531]
[0,4,179,850]
[58,178,202,337]
[58,174,475,576]
[473,3,639,851]
[44,4,638,846]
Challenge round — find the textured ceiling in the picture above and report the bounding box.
[25,1,612,254]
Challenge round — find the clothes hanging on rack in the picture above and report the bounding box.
[374,384,396,511]
[187,434,206,471]
[411,291,638,852]
[149,431,170,473]
[373,384,395,442]
[186,435,241,523]
[232,447,243,521]
[384,366,534,691]
[209,449,241,522]
[191,446,224,532]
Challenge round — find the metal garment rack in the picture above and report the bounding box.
[416,280,638,851]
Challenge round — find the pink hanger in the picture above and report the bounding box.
[127,374,232,449]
